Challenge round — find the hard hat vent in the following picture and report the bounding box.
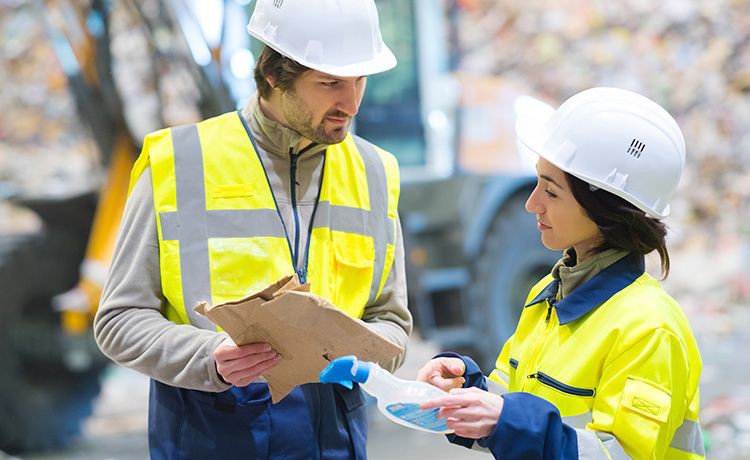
[272,0,284,8]
[627,139,645,158]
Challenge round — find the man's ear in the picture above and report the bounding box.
[265,74,276,89]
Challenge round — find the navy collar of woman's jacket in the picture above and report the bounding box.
[524,252,646,325]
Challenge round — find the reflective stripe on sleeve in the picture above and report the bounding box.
[563,411,593,429]
[486,377,509,396]
[669,419,705,456]
[576,430,632,459]
[488,369,510,394]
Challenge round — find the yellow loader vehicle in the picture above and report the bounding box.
[0,0,236,452]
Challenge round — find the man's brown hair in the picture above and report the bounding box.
[253,46,311,98]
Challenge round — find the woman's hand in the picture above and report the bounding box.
[214,337,281,387]
[421,387,504,439]
[416,357,466,391]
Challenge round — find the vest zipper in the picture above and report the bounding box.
[527,371,595,397]
[289,148,301,279]
[288,143,319,284]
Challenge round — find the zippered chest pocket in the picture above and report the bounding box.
[527,371,596,397]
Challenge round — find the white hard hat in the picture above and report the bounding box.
[247,0,397,77]
[516,87,686,218]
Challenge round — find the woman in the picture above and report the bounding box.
[417,87,704,459]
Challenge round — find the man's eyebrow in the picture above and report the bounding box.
[540,174,564,189]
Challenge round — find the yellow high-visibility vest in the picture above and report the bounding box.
[129,111,400,327]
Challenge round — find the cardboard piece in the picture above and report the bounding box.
[194,275,404,403]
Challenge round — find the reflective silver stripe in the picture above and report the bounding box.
[576,430,632,459]
[313,201,395,242]
[165,127,292,328]
[352,136,393,304]
[670,419,705,455]
[486,377,508,396]
[563,411,593,429]
[313,201,371,236]
[170,124,215,329]
[161,209,286,239]
[597,432,631,460]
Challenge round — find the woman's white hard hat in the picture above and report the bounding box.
[516,87,686,218]
[247,0,397,77]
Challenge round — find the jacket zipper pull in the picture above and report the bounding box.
[545,304,553,323]
[527,373,538,380]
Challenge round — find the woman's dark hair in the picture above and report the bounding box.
[253,46,310,99]
[565,173,671,278]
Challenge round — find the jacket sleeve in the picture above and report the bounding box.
[586,328,702,459]
[434,353,579,458]
[94,167,232,392]
[360,215,413,372]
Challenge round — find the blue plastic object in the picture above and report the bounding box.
[319,355,371,389]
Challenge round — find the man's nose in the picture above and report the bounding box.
[337,84,360,117]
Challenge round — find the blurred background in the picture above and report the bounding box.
[1,0,749,458]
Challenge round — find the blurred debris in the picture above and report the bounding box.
[0,3,101,210]
[450,1,750,456]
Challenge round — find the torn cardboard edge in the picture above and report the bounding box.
[195,274,404,403]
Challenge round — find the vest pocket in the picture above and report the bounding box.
[330,233,374,316]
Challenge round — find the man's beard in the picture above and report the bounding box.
[282,91,350,145]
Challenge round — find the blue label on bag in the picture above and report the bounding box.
[385,403,448,432]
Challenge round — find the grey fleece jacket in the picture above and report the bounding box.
[94,95,412,392]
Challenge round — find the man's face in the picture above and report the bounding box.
[279,70,367,144]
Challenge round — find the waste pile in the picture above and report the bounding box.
[453,0,750,456]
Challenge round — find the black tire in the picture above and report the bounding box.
[469,191,559,370]
[0,232,105,454]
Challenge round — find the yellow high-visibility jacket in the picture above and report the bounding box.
[450,253,704,459]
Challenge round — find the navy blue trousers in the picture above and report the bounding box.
[148,380,367,459]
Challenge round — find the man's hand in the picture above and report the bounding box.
[416,357,466,391]
[420,387,504,439]
[214,338,281,387]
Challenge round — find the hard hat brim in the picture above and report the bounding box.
[248,28,397,77]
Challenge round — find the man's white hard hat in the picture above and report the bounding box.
[247,0,397,77]
[516,87,686,218]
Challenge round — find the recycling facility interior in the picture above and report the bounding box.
[1,0,750,458]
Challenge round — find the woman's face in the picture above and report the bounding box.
[525,158,601,258]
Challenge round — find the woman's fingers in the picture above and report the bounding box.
[420,388,504,439]
[416,357,467,391]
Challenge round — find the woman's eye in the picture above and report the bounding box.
[545,189,557,198]
[321,81,338,87]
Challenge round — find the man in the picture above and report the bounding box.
[93,0,412,458]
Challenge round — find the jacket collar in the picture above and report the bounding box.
[241,94,329,159]
[524,252,645,325]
